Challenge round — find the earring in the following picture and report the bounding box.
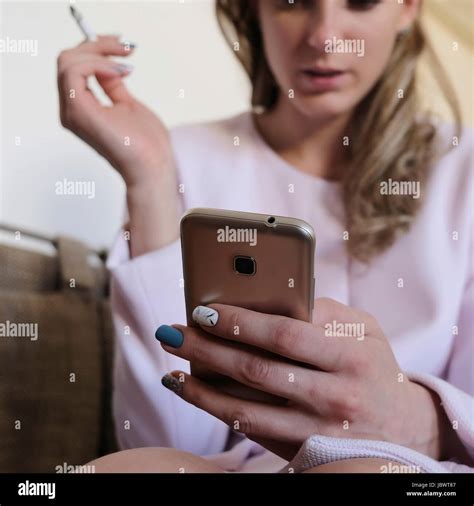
[397,27,411,40]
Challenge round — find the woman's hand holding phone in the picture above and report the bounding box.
[57,35,180,256]
[157,298,453,462]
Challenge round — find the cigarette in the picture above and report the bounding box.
[69,5,97,42]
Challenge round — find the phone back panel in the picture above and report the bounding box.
[180,208,315,325]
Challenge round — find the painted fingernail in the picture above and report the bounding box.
[192,306,219,327]
[161,373,183,396]
[114,63,134,74]
[155,325,184,348]
[121,41,136,50]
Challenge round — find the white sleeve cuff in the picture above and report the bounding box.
[279,434,457,474]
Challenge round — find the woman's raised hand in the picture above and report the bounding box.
[57,35,181,255]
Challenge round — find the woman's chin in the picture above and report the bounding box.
[291,95,354,123]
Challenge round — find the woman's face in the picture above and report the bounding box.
[257,0,420,119]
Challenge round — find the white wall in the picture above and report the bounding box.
[0,0,250,252]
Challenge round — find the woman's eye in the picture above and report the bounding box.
[347,0,381,10]
[274,0,381,12]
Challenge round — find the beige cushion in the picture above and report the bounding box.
[0,236,117,472]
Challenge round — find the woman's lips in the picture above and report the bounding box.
[298,69,348,93]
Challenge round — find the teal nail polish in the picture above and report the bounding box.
[155,325,183,348]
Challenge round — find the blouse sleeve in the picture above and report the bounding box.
[106,227,231,456]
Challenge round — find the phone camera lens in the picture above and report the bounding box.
[234,256,256,275]
[267,216,276,224]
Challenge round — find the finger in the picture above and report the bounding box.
[57,38,134,77]
[156,324,326,405]
[190,303,348,371]
[59,56,133,106]
[312,297,378,335]
[161,370,307,443]
[95,64,134,104]
[76,35,136,57]
[58,60,123,124]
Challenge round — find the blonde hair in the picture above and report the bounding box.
[215,1,461,262]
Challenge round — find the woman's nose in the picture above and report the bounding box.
[305,1,340,50]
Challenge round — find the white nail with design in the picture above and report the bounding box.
[192,306,219,327]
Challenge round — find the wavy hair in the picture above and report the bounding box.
[215,0,461,262]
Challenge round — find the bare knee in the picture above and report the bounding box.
[303,458,412,474]
[85,447,225,473]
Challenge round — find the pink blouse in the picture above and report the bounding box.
[106,111,474,473]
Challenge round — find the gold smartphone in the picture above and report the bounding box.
[180,208,315,403]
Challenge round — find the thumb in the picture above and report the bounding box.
[96,63,134,104]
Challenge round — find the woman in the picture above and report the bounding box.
[57,0,473,473]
